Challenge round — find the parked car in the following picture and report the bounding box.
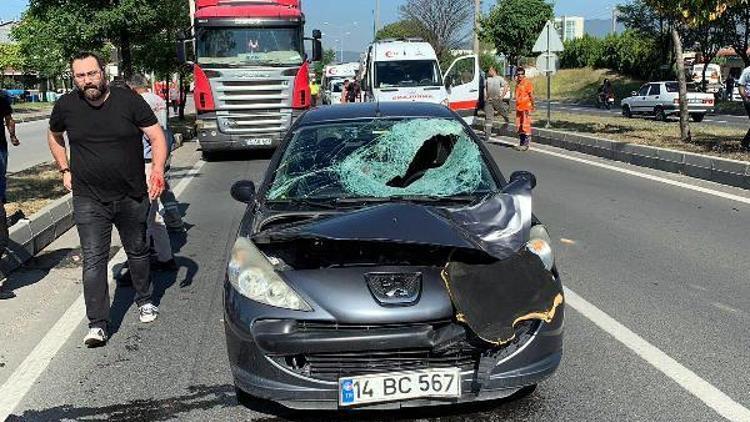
[224,102,564,410]
[621,81,715,122]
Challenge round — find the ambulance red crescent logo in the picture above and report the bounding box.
[385,51,397,58]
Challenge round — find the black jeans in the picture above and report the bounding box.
[743,102,750,150]
[74,195,152,330]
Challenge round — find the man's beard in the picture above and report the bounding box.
[77,80,108,101]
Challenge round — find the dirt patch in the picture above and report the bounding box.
[533,111,750,162]
[5,162,69,217]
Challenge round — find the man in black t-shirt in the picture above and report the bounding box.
[0,90,20,300]
[47,52,169,347]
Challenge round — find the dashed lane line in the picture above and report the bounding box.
[0,159,206,420]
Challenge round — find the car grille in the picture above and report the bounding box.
[271,320,540,382]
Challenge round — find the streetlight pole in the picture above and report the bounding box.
[474,0,481,54]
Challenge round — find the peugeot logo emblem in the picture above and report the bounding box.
[365,272,422,306]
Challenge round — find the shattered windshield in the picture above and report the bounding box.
[197,27,303,66]
[267,118,498,202]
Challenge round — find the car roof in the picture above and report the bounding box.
[295,102,458,126]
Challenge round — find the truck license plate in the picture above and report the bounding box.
[245,138,272,146]
[339,368,461,407]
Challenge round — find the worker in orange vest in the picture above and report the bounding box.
[514,67,535,151]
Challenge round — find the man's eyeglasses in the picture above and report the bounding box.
[74,70,102,81]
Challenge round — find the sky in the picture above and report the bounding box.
[0,0,622,52]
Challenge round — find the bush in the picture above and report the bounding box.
[560,30,663,81]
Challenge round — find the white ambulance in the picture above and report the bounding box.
[321,62,360,104]
[361,38,480,122]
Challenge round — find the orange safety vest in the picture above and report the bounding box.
[515,79,534,111]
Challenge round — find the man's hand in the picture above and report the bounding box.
[10,135,19,146]
[63,171,72,191]
[148,166,166,200]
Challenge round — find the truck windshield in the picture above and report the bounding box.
[375,60,442,88]
[197,27,302,66]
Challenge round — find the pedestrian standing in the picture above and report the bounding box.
[725,74,736,102]
[0,90,20,300]
[514,68,535,151]
[739,65,750,151]
[341,80,351,104]
[129,75,178,272]
[169,82,179,114]
[483,66,510,141]
[47,52,168,347]
[310,78,320,107]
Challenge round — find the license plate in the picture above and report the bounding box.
[688,98,702,104]
[244,138,272,146]
[339,368,461,407]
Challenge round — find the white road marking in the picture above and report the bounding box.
[489,137,750,206]
[689,284,708,292]
[560,238,577,245]
[565,287,750,422]
[0,158,205,420]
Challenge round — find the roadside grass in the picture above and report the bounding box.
[6,162,69,217]
[11,101,55,114]
[529,68,643,106]
[532,110,750,162]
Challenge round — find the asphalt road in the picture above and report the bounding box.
[548,101,749,129]
[1,134,750,421]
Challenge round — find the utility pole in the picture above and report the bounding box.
[474,0,481,54]
[374,0,381,37]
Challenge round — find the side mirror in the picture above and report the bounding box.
[231,180,256,204]
[508,171,537,190]
[312,29,322,40]
[176,39,195,65]
[312,39,323,62]
[176,41,186,63]
[631,91,637,97]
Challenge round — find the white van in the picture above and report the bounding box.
[692,63,722,92]
[361,39,480,122]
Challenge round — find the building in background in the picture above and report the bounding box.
[0,20,17,43]
[554,16,584,42]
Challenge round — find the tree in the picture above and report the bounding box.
[312,49,336,82]
[375,20,424,41]
[399,0,473,61]
[0,44,24,88]
[643,0,748,143]
[724,2,750,66]
[12,0,189,81]
[479,0,554,66]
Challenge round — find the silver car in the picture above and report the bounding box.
[621,81,715,122]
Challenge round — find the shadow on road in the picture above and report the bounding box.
[6,382,538,421]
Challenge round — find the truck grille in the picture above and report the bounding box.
[214,78,292,137]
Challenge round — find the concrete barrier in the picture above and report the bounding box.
[475,118,750,190]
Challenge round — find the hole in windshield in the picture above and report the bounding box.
[267,118,497,202]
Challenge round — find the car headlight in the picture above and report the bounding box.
[526,225,555,271]
[227,237,312,311]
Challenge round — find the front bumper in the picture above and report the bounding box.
[224,280,564,410]
[662,104,713,115]
[196,110,303,151]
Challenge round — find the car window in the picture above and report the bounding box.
[638,85,650,96]
[648,84,662,96]
[267,118,499,201]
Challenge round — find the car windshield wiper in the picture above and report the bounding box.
[266,198,338,210]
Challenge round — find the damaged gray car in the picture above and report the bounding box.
[224,102,564,410]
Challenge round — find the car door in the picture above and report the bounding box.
[646,83,663,113]
[631,84,650,112]
[443,55,480,124]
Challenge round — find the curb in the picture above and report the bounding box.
[15,113,50,124]
[1,194,73,276]
[474,119,750,190]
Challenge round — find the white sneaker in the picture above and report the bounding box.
[139,303,159,323]
[83,327,108,348]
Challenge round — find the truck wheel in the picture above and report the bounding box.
[691,113,705,122]
[654,107,668,122]
[622,105,633,118]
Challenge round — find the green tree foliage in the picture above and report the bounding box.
[375,20,424,41]
[559,32,661,81]
[479,0,554,66]
[0,43,24,84]
[312,49,337,83]
[12,0,189,80]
